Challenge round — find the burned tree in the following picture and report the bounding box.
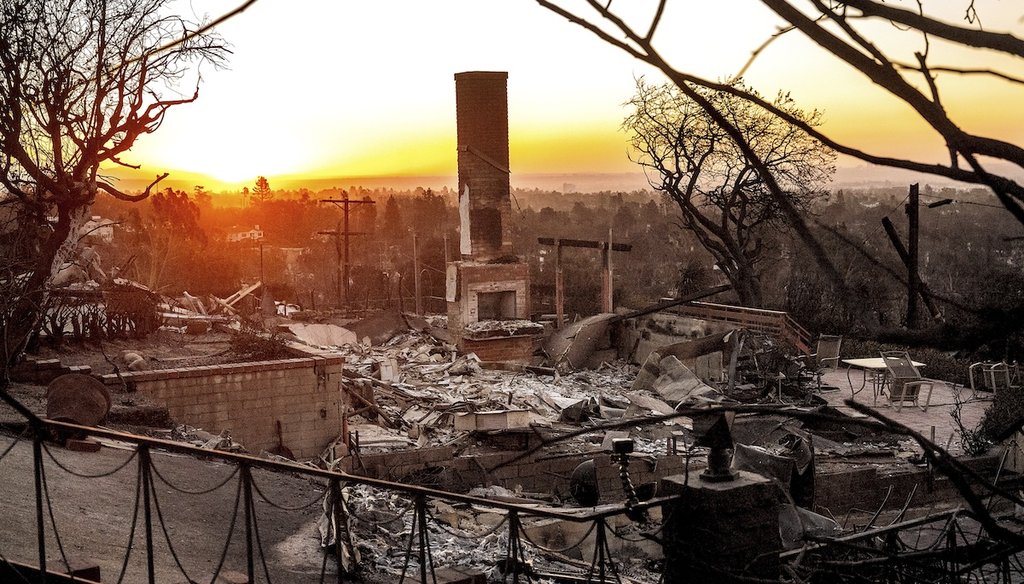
[0,0,230,372]
[625,80,834,307]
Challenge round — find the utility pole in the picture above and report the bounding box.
[881,183,943,324]
[413,232,422,315]
[905,183,920,328]
[258,240,265,285]
[319,192,375,308]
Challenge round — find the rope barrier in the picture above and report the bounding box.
[41,441,138,478]
[249,471,328,511]
[517,518,596,554]
[318,541,331,584]
[37,445,77,583]
[149,455,239,495]
[0,428,28,463]
[203,472,245,584]
[242,467,277,584]
[114,462,143,584]
[147,460,204,584]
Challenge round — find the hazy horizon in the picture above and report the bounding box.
[102,160,1024,199]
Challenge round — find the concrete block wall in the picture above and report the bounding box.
[346,447,686,502]
[98,357,345,459]
[814,453,1010,515]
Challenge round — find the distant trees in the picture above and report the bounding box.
[625,79,834,306]
[0,0,227,369]
[131,188,207,291]
[382,195,404,238]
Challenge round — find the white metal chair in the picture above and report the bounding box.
[880,351,935,412]
[969,361,1019,398]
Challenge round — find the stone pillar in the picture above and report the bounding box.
[659,471,781,583]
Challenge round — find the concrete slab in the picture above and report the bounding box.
[818,368,992,455]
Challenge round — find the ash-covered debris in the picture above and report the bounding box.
[464,319,545,338]
[172,425,246,452]
[341,483,664,584]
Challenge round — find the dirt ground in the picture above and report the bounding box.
[31,328,241,375]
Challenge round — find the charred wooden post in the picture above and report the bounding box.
[537,237,632,325]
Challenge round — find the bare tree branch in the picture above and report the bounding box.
[97,172,169,202]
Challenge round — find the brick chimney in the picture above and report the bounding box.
[446,71,539,363]
[455,71,512,261]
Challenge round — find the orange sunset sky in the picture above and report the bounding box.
[113,1,1024,191]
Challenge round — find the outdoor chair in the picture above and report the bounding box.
[968,361,1020,398]
[880,351,935,412]
[813,335,843,370]
[800,335,843,392]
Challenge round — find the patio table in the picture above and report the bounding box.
[842,357,926,404]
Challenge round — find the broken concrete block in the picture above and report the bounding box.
[558,399,590,423]
[285,323,357,347]
[347,309,409,346]
[378,357,399,382]
[34,358,64,370]
[584,348,618,369]
[543,313,615,371]
[454,409,531,431]
[601,431,631,451]
[65,438,101,453]
[625,392,675,415]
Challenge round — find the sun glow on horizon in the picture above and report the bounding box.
[122,1,1024,186]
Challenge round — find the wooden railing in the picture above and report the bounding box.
[671,301,814,355]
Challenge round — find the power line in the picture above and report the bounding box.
[918,192,1007,210]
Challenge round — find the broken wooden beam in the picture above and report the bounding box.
[537,237,632,252]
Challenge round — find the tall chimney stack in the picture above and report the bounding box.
[455,71,512,261]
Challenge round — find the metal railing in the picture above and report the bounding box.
[782,508,1024,583]
[0,403,672,584]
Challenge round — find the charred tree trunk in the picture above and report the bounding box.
[3,201,91,375]
[717,257,764,308]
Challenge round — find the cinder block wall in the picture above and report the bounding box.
[347,448,686,502]
[98,357,345,459]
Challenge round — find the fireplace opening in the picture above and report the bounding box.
[477,290,517,321]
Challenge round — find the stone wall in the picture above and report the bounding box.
[98,357,345,459]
